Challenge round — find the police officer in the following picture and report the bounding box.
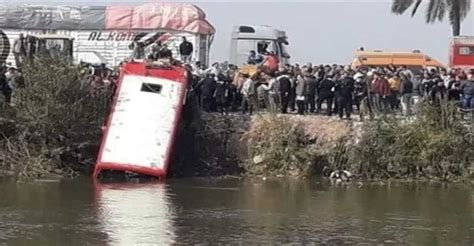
[200,73,217,112]
[305,72,318,113]
[335,73,354,119]
[317,73,336,116]
[277,70,292,114]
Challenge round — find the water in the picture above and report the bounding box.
[0,177,472,245]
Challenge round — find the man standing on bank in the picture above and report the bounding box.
[179,36,193,64]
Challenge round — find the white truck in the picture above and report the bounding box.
[229,25,291,66]
[0,3,215,67]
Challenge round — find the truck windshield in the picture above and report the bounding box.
[279,42,290,58]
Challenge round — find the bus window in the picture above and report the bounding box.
[459,46,474,56]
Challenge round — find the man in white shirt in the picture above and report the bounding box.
[241,74,256,115]
[262,73,279,113]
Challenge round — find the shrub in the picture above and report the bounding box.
[0,58,109,178]
[351,102,473,181]
[242,114,319,177]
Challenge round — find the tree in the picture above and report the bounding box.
[391,0,472,36]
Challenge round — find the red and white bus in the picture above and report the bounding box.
[94,60,189,179]
[449,36,474,70]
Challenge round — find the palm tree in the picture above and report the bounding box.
[391,0,472,36]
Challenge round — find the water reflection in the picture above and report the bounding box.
[0,178,471,245]
[94,182,176,245]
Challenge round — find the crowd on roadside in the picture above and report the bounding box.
[2,34,474,121]
[186,58,474,119]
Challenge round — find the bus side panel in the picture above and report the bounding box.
[450,44,474,68]
[95,73,186,178]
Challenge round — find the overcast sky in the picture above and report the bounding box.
[4,0,474,64]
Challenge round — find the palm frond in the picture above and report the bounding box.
[426,0,446,23]
[393,0,472,35]
[458,0,472,20]
[411,0,424,16]
[392,0,416,14]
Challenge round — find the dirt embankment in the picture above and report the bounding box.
[171,112,358,178]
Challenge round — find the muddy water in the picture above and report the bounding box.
[0,177,472,245]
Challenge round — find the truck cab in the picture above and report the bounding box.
[229,25,290,66]
[449,36,474,70]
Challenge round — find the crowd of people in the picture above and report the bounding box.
[187,61,474,120]
[2,33,474,121]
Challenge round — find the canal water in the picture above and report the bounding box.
[0,177,472,245]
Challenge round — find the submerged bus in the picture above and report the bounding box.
[94,60,189,179]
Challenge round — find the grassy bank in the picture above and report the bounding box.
[0,59,108,179]
[242,114,351,177]
[351,104,473,181]
[242,104,473,182]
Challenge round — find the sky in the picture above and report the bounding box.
[3,0,474,64]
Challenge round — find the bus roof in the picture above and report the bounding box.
[452,36,474,45]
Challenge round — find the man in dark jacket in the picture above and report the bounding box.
[305,74,318,113]
[412,74,423,101]
[214,80,230,115]
[0,66,11,105]
[460,77,474,109]
[200,74,217,112]
[289,74,297,112]
[317,73,336,116]
[429,77,447,105]
[447,75,462,101]
[158,44,173,59]
[334,74,354,119]
[399,73,413,116]
[277,72,292,114]
[179,37,193,63]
